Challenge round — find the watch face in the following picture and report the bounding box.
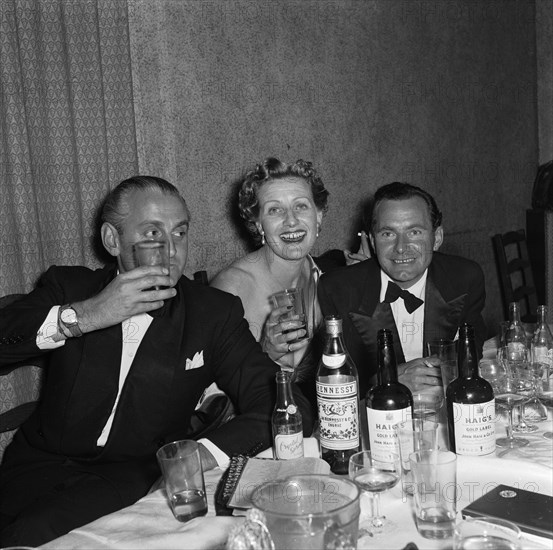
[61,308,77,324]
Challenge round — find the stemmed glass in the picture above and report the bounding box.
[541,365,553,440]
[492,371,529,448]
[348,450,400,535]
[497,347,539,435]
[520,363,548,424]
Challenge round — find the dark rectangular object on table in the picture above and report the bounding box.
[462,484,553,540]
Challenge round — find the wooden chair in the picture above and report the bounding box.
[492,229,539,323]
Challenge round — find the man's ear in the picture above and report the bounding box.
[369,231,376,252]
[433,226,444,251]
[101,222,121,258]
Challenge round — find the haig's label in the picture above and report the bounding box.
[366,406,411,461]
[452,400,495,456]
[317,380,359,450]
[274,432,304,460]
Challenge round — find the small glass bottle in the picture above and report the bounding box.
[272,371,304,460]
[505,302,528,362]
[365,329,413,460]
[316,315,360,474]
[532,305,553,370]
[446,323,495,455]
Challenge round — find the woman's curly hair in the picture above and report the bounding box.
[238,157,329,244]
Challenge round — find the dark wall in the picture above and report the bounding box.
[128,0,538,335]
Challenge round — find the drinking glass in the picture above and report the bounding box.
[479,358,505,380]
[411,390,444,424]
[510,363,540,434]
[497,347,538,435]
[493,373,529,448]
[409,449,457,539]
[156,440,208,522]
[520,362,548,424]
[542,366,553,440]
[348,450,400,534]
[454,517,521,549]
[427,339,457,393]
[250,474,360,550]
[133,240,170,289]
[395,419,438,496]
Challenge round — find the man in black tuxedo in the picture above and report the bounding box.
[318,182,486,395]
[0,176,313,546]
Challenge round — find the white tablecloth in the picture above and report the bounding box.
[41,420,553,550]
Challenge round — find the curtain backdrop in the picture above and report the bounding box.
[0,0,137,295]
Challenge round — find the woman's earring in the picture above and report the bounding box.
[316,224,320,237]
[261,231,265,245]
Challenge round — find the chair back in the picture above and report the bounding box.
[193,270,209,285]
[492,229,539,323]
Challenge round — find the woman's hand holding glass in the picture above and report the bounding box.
[261,302,309,371]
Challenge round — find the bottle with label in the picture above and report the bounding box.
[316,315,360,474]
[532,305,553,370]
[365,329,413,460]
[272,370,304,460]
[446,323,496,455]
[505,301,528,363]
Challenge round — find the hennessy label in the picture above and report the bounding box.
[316,380,359,450]
[452,400,495,456]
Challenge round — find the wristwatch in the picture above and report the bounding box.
[59,304,83,338]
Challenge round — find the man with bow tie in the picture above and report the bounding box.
[318,182,486,396]
[0,176,313,547]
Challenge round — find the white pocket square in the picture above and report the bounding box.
[185,350,204,370]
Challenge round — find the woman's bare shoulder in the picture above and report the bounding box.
[210,255,261,296]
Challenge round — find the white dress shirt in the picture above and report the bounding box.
[36,307,228,466]
[379,270,428,362]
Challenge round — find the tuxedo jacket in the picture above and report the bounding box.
[0,265,307,486]
[318,253,486,396]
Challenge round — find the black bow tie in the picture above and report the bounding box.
[384,281,424,314]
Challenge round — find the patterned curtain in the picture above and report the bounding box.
[0,0,138,296]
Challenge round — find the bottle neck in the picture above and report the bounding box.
[457,336,479,378]
[538,305,547,326]
[509,303,522,325]
[377,345,399,384]
[323,333,346,356]
[276,376,294,407]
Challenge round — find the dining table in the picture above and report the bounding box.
[40,339,553,550]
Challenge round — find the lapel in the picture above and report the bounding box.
[423,269,468,352]
[349,275,406,364]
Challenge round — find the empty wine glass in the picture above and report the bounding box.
[520,362,548,424]
[494,373,529,448]
[510,363,540,434]
[541,365,553,440]
[348,450,400,535]
[497,347,538,435]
